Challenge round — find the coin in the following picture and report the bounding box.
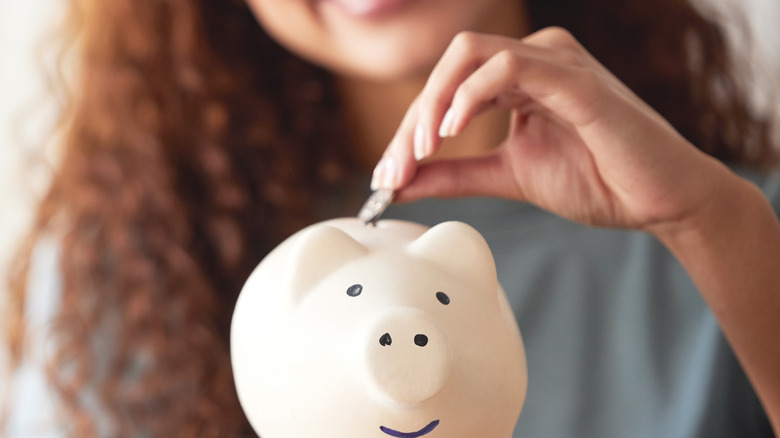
[357,188,395,225]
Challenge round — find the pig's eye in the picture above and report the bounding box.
[436,291,450,305]
[346,284,363,297]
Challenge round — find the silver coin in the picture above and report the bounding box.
[357,188,395,225]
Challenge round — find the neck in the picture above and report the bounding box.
[336,1,529,172]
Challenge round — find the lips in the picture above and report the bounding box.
[380,420,440,438]
[323,0,409,19]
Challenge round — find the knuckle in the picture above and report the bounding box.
[494,49,521,71]
[540,26,576,47]
[418,91,450,117]
[453,82,477,105]
[451,31,481,54]
[535,26,591,67]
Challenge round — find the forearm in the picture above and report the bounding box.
[652,165,780,433]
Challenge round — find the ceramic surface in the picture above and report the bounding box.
[231,218,527,437]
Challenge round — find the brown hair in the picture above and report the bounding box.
[528,0,775,165]
[3,0,775,436]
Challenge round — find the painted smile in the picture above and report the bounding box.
[380,420,440,438]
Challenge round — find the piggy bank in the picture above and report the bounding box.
[231,218,527,438]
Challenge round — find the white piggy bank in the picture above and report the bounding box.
[231,218,527,438]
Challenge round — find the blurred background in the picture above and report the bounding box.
[0,0,778,336]
[1,0,64,308]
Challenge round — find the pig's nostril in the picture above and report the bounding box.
[379,333,392,346]
[414,334,428,347]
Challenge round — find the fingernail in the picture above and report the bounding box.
[413,123,425,161]
[371,156,399,190]
[370,158,383,190]
[439,107,456,138]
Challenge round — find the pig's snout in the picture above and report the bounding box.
[363,309,452,406]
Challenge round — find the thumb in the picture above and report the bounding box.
[395,151,522,203]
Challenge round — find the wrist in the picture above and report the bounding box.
[648,164,765,250]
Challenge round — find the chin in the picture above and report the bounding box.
[311,28,458,83]
[327,51,440,83]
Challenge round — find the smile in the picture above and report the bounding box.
[380,420,440,438]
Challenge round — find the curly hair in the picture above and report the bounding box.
[3,0,775,436]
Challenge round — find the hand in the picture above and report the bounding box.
[371,27,733,232]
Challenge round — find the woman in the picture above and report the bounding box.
[3,0,779,436]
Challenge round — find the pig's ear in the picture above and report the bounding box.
[284,225,368,306]
[408,221,497,293]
